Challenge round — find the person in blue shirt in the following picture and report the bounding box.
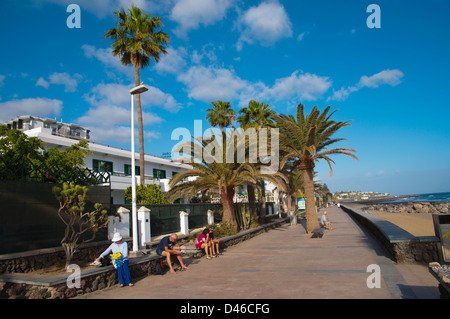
[156,234,190,274]
[95,232,133,287]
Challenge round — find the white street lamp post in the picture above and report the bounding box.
[130,84,148,252]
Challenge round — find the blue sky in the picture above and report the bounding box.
[1,0,449,195]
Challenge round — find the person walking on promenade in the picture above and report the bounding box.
[95,232,133,287]
[196,228,212,259]
[320,211,333,230]
[156,234,190,274]
[207,226,220,257]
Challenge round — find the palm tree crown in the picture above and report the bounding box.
[274,104,357,176]
[206,101,236,134]
[104,5,169,69]
[238,100,276,130]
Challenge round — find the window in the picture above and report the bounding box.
[93,159,113,173]
[124,164,140,176]
[153,168,166,179]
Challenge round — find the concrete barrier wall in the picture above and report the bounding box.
[0,180,110,255]
[341,204,440,263]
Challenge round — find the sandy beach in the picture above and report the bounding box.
[367,210,435,237]
[343,202,437,237]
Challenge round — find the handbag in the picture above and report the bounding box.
[110,252,124,269]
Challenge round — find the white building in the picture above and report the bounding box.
[4,115,191,204]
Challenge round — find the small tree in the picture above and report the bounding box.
[125,184,169,204]
[0,125,44,178]
[53,183,109,267]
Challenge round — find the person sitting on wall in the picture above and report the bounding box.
[320,211,333,230]
[95,232,133,287]
[207,226,220,257]
[196,228,212,259]
[156,233,190,274]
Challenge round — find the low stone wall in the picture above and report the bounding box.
[0,254,162,299]
[341,205,440,264]
[0,218,290,299]
[0,240,116,274]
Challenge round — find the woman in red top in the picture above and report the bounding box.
[196,228,212,259]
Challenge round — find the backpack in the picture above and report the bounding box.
[153,259,167,275]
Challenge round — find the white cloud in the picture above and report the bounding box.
[36,77,50,89]
[34,73,81,92]
[176,64,331,107]
[170,0,235,36]
[82,44,133,79]
[35,0,171,19]
[84,82,181,112]
[177,65,248,102]
[297,32,306,41]
[153,47,187,75]
[0,98,62,122]
[357,69,404,88]
[77,104,163,127]
[145,86,182,113]
[237,0,293,50]
[48,72,81,92]
[83,83,133,107]
[0,75,5,87]
[266,71,332,102]
[328,69,404,101]
[77,83,172,144]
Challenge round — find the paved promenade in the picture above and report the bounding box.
[78,206,440,299]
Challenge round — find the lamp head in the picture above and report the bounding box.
[130,84,148,95]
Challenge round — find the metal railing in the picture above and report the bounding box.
[0,158,110,185]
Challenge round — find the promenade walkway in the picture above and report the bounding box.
[77,206,440,299]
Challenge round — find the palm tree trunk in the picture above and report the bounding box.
[286,193,291,213]
[302,167,320,233]
[259,181,267,223]
[221,186,237,232]
[247,184,257,222]
[134,64,145,185]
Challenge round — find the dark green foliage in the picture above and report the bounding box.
[125,183,169,204]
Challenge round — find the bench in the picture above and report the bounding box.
[311,227,324,238]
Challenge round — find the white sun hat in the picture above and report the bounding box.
[111,232,123,242]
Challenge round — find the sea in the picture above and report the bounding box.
[381,191,450,204]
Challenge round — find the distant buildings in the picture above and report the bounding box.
[334,191,390,201]
[4,115,191,204]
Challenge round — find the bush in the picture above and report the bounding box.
[208,222,237,238]
[125,184,169,204]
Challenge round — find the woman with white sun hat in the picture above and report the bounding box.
[95,232,133,287]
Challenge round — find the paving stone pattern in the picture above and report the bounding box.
[77,206,440,299]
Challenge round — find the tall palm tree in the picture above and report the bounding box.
[272,104,357,233]
[104,5,169,184]
[167,130,286,232]
[238,100,275,130]
[238,100,276,223]
[206,101,236,135]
